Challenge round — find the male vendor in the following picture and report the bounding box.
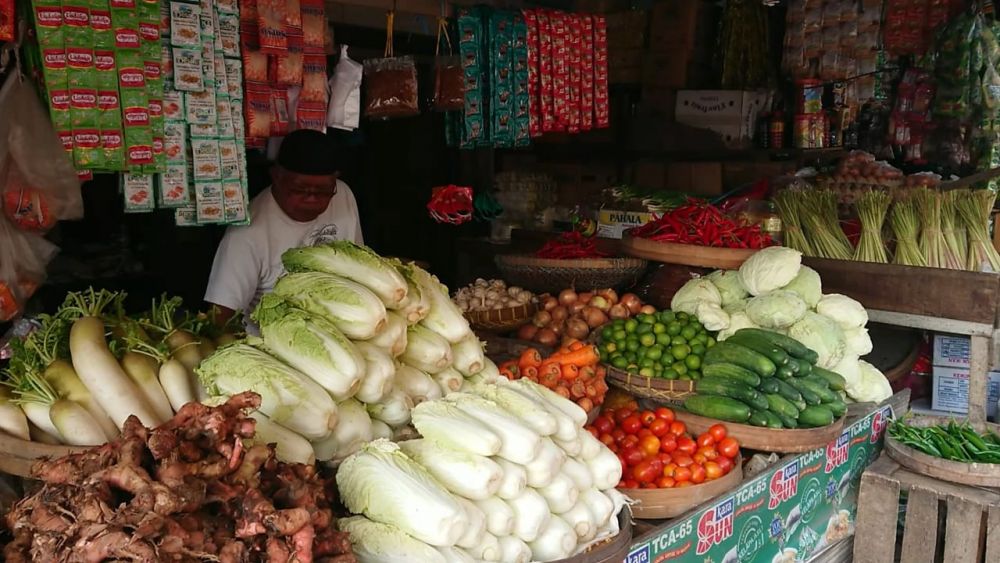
[204,129,363,332]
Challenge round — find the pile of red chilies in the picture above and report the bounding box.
[628,201,773,249]
[536,231,608,259]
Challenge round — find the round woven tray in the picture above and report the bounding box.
[605,364,696,405]
[464,303,538,332]
[495,254,648,294]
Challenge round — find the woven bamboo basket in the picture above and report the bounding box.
[604,364,696,405]
[494,255,648,294]
[464,302,538,332]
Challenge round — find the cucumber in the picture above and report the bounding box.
[785,378,822,405]
[772,379,803,403]
[764,393,800,419]
[811,366,846,391]
[826,400,847,418]
[704,342,777,377]
[777,364,797,380]
[792,398,808,411]
[758,378,781,394]
[798,405,835,427]
[732,328,819,364]
[696,377,769,411]
[797,377,839,404]
[791,358,813,376]
[683,395,752,423]
[724,334,791,366]
[751,409,783,429]
[774,411,799,429]
[702,363,761,388]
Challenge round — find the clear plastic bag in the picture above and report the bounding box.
[0,214,59,321]
[327,44,363,130]
[0,73,83,232]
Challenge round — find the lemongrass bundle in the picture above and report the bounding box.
[915,188,951,269]
[941,190,967,269]
[956,189,1000,272]
[773,189,814,256]
[853,190,890,263]
[800,190,853,259]
[889,197,927,267]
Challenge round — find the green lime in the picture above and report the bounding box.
[637,347,647,360]
[640,358,655,369]
[690,320,704,330]
[639,333,656,347]
[676,312,689,322]
[666,322,682,336]
[679,373,692,380]
[660,353,674,366]
[601,326,614,341]
[656,333,672,346]
[685,355,702,370]
[627,363,639,371]
[695,333,709,344]
[626,339,640,352]
[690,343,706,357]
[672,361,688,375]
[663,368,680,380]
[613,329,627,341]
[671,344,691,360]
[681,326,697,340]
[653,322,667,334]
[671,336,687,346]
[611,357,628,369]
[624,319,638,333]
[639,367,655,378]
[689,369,701,379]
[660,310,676,323]
[646,347,663,361]
[603,342,617,354]
[636,323,653,335]
[706,337,716,347]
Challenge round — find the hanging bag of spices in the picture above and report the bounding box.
[432,16,464,111]
[364,10,419,119]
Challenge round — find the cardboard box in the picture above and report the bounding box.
[597,208,656,239]
[933,334,972,368]
[675,90,772,148]
[606,11,647,52]
[648,0,714,51]
[931,365,1000,421]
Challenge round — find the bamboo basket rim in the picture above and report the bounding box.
[604,363,696,403]
[464,302,538,331]
[884,414,1000,488]
[497,254,649,270]
[620,234,759,269]
[619,454,744,519]
[672,409,848,453]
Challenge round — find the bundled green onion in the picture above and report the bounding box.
[800,190,853,260]
[957,189,1000,272]
[942,190,968,269]
[773,189,814,256]
[853,190,890,263]
[915,188,953,269]
[889,197,926,267]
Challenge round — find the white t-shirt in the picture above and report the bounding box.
[204,180,362,332]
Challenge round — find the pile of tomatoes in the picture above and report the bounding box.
[586,405,741,489]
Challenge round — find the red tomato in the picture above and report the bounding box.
[637,428,653,439]
[718,437,740,459]
[677,436,697,456]
[655,407,675,423]
[696,433,715,449]
[697,446,719,461]
[659,434,678,454]
[656,476,676,488]
[632,461,658,484]
[593,416,614,435]
[676,480,693,488]
[693,453,707,465]
[599,433,616,448]
[622,446,644,467]
[704,461,723,480]
[669,421,687,436]
[639,435,660,458]
[662,463,677,478]
[587,427,600,438]
[690,464,706,484]
[648,458,664,475]
[648,418,670,437]
[639,410,657,427]
[621,415,642,435]
[623,479,639,489]
[622,435,640,449]
[716,456,734,474]
[674,466,692,482]
[614,409,634,424]
[673,453,693,468]
[612,429,626,445]
[642,482,658,489]
[708,423,727,442]
[657,452,673,465]
[617,454,627,472]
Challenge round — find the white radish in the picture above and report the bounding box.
[48,399,107,445]
[0,388,29,441]
[528,514,576,560]
[538,472,580,514]
[159,358,195,411]
[21,402,60,441]
[560,499,597,540]
[120,351,171,423]
[43,359,118,439]
[28,422,61,444]
[524,437,566,488]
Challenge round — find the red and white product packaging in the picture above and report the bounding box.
[538,10,555,133]
[524,9,541,138]
[592,15,609,128]
[580,15,594,132]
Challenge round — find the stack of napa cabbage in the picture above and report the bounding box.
[670,246,892,404]
[336,378,628,563]
[197,241,498,465]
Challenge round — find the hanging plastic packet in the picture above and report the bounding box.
[427,184,473,225]
[327,44,363,130]
[364,11,419,119]
[473,190,502,222]
[0,214,58,321]
[433,17,464,111]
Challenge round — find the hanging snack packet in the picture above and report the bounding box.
[269,87,291,136]
[218,12,240,58]
[285,0,301,27]
[566,13,581,134]
[0,0,12,42]
[91,0,113,48]
[158,163,189,207]
[241,24,268,82]
[185,87,216,124]
[274,30,304,85]
[301,50,328,104]
[169,1,199,47]
[523,9,540,138]
[296,100,326,132]
[171,46,203,91]
[592,15,609,128]
[364,57,419,119]
[245,83,272,139]
[257,0,288,54]
[224,58,243,98]
[223,180,246,223]
[191,139,221,181]
[432,19,464,112]
[512,14,530,146]
[538,10,554,133]
[121,173,155,212]
[580,15,593,132]
[300,0,324,49]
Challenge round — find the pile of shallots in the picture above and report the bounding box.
[3,392,355,563]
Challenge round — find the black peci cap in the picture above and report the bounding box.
[276,129,340,175]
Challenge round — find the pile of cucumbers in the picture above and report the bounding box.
[681,328,848,429]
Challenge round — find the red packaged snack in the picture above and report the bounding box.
[295,100,326,132]
[241,24,268,82]
[592,15,609,128]
[538,11,555,133]
[300,50,328,104]
[240,0,258,24]
[274,30,304,85]
[551,11,569,131]
[300,0,325,49]
[269,87,290,136]
[580,15,594,132]
[0,0,13,42]
[245,84,272,139]
[523,9,541,137]
[567,14,581,134]
[285,0,301,27]
[257,0,288,54]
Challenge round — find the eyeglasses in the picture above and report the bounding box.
[287,184,338,199]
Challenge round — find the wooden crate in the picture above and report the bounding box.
[853,453,1000,563]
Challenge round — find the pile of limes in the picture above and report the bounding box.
[597,311,716,380]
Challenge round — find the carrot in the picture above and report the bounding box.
[522,365,539,380]
[540,369,561,389]
[499,359,518,372]
[578,365,596,381]
[569,341,585,352]
[585,383,599,398]
[596,365,606,378]
[570,380,586,399]
[561,364,580,381]
[577,397,594,413]
[539,361,561,379]
[551,345,599,367]
[499,368,516,380]
[518,348,542,370]
[555,386,571,399]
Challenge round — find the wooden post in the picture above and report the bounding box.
[968,335,990,426]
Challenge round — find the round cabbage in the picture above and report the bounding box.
[738,247,803,296]
[670,278,721,315]
[844,327,873,356]
[723,299,749,314]
[745,290,808,329]
[718,312,758,341]
[706,270,748,306]
[831,354,862,393]
[816,294,868,330]
[856,361,893,403]
[696,302,730,332]
[780,266,822,307]
[787,312,846,369]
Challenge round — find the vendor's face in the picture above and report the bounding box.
[272,166,339,222]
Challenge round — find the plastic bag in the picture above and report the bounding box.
[432,18,464,111]
[0,214,59,321]
[364,12,419,119]
[0,72,83,232]
[327,45,363,130]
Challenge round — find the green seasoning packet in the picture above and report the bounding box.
[64,0,104,170]
[512,14,530,148]
[458,7,486,149]
[489,10,514,148]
